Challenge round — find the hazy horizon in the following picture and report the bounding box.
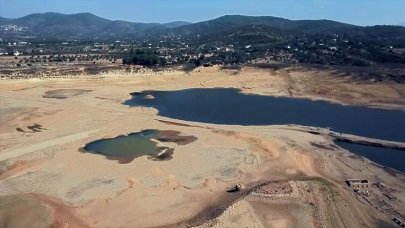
[0,0,404,26]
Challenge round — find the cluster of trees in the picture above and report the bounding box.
[122,49,166,66]
[16,54,118,65]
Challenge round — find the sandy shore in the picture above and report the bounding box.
[0,66,404,227]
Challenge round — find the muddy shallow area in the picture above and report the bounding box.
[43,89,92,99]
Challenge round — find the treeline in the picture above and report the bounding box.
[122,49,166,66]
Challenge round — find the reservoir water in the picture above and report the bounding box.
[124,88,405,172]
[336,142,405,173]
[124,88,405,142]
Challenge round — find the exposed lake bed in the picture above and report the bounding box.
[1,66,404,227]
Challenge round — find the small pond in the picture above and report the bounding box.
[83,129,197,163]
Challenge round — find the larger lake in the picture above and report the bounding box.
[124,88,405,143]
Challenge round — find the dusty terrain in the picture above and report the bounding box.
[0,66,404,227]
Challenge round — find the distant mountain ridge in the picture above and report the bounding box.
[170,15,359,35]
[163,21,192,28]
[0,12,404,41]
[0,12,188,39]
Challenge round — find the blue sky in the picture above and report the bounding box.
[0,0,404,25]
